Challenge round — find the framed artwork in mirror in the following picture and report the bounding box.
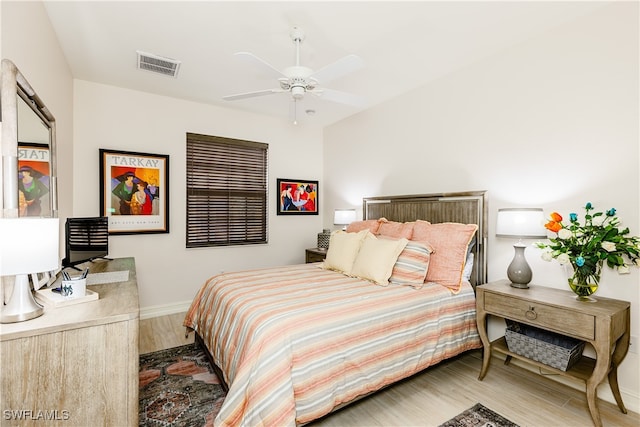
[277,178,318,215]
[18,143,51,217]
[99,149,170,234]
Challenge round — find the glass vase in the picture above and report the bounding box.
[566,263,601,302]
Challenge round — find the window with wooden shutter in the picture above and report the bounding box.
[186,132,268,247]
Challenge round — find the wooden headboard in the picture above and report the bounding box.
[363,191,488,288]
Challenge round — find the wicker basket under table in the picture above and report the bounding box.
[505,320,585,372]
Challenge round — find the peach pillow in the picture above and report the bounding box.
[346,219,381,234]
[412,220,432,238]
[377,220,415,239]
[322,230,369,275]
[413,222,478,293]
[350,234,408,285]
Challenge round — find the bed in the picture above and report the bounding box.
[184,191,488,426]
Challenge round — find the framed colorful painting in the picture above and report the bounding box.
[17,143,52,217]
[99,149,170,234]
[277,178,318,215]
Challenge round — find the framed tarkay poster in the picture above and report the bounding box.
[17,143,52,217]
[99,149,169,234]
[277,178,318,215]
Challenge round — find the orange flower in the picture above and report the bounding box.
[545,220,562,232]
[549,212,562,222]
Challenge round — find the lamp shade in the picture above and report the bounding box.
[0,218,59,275]
[333,209,357,226]
[496,208,547,239]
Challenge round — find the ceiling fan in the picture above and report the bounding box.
[223,27,366,124]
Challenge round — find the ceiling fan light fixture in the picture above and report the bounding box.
[222,27,365,121]
[291,86,305,99]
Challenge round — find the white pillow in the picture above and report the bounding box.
[350,234,408,285]
[462,251,474,282]
[322,230,369,274]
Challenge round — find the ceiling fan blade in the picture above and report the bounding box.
[312,88,367,108]
[223,89,282,101]
[309,54,364,84]
[234,52,286,79]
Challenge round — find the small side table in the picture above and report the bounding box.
[476,280,630,427]
[305,247,327,263]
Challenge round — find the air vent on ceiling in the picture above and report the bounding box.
[136,51,181,77]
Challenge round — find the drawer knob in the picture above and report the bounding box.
[525,306,537,320]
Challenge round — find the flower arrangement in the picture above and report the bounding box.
[535,202,640,299]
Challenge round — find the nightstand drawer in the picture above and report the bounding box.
[305,248,327,263]
[484,292,595,340]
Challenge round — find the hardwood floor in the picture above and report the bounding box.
[140,312,639,427]
[140,312,194,354]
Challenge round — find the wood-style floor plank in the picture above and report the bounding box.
[139,312,193,354]
[140,312,639,426]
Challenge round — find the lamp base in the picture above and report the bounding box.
[1,274,44,323]
[506,243,533,289]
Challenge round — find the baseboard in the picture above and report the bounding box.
[140,300,192,320]
[492,352,639,415]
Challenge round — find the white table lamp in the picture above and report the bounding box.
[334,209,356,230]
[0,218,59,323]
[496,208,546,288]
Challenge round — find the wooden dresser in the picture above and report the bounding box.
[0,257,139,426]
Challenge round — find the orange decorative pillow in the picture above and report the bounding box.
[346,219,381,234]
[377,220,415,239]
[412,220,432,238]
[413,222,478,293]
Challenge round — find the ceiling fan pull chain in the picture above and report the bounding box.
[293,99,298,125]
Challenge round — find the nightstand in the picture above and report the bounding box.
[476,280,630,427]
[305,247,327,263]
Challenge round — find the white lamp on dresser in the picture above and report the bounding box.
[0,217,59,323]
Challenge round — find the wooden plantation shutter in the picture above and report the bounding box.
[186,133,268,247]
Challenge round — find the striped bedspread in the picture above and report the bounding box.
[184,263,481,426]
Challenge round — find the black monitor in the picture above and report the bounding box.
[62,217,109,269]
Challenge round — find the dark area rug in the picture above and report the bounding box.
[439,403,519,427]
[139,343,226,427]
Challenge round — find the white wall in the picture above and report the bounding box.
[73,80,324,311]
[323,2,639,413]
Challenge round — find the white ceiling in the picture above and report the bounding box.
[42,1,608,127]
